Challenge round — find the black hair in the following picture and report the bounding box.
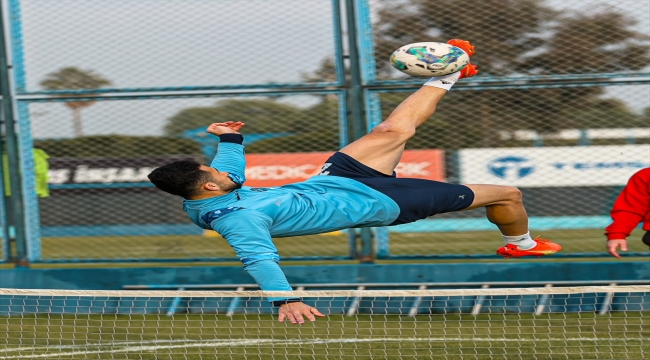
[148,160,214,198]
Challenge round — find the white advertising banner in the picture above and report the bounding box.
[459,145,650,187]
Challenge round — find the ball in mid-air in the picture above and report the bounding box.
[390,42,470,77]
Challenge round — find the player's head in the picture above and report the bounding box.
[148,160,237,199]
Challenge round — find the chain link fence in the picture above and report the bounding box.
[1,0,648,262]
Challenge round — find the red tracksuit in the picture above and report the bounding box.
[605,167,650,241]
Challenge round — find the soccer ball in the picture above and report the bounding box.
[390,42,470,77]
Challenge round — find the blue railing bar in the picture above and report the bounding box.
[17,72,648,100]
[367,78,650,92]
[17,72,647,97]
[17,82,343,96]
[376,252,650,260]
[30,255,355,264]
[16,76,648,102]
[16,88,345,102]
[123,279,650,290]
[27,251,650,264]
[365,72,650,86]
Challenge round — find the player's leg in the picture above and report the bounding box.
[339,85,449,175]
[463,184,528,235]
[339,40,478,175]
[464,184,562,257]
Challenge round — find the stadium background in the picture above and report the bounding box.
[2,0,648,263]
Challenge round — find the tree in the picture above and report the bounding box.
[164,99,305,137]
[306,0,649,148]
[40,67,112,137]
[246,98,342,153]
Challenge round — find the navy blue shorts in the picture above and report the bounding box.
[321,152,475,225]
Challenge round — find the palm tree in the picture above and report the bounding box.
[40,67,112,137]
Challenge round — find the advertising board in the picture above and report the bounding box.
[244,149,445,187]
[459,145,650,187]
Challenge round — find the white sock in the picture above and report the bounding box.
[423,71,462,91]
[502,232,536,250]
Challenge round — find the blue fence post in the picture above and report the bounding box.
[0,0,27,265]
[354,0,376,85]
[364,90,391,259]
[0,122,8,262]
[8,0,41,262]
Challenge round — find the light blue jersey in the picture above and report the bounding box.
[183,138,400,301]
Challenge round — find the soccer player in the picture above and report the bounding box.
[605,167,650,258]
[148,40,561,324]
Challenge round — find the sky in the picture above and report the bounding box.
[10,0,650,139]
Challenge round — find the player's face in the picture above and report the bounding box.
[200,165,239,193]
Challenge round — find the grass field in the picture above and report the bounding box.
[2,312,648,359]
[34,228,649,262]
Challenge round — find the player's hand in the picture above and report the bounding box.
[607,239,628,258]
[278,302,325,324]
[206,121,245,136]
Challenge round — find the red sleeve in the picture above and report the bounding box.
[605,168,650,240]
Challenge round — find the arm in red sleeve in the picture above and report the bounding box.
[605,168,650,240]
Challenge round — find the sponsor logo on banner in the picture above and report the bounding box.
[244,149,445,187]
[488,156,536,180]
[459,145,650,187]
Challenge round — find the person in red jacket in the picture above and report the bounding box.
[605,167,650,258]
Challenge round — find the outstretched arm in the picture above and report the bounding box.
[605,169,650,258]
[207,122,247,185]
[209,210,325,324]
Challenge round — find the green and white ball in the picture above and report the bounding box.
[390,42,470,77]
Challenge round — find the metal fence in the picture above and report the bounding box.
[1,0,649,264]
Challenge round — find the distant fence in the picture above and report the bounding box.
[1,0,649,263]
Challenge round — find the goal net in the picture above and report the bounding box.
[1,286,648,359]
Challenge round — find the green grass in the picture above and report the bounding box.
[2,312,648,359]
[34,228,648,262]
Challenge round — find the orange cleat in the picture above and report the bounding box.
[447,39,475,57]
[458,63,478,79]
[496,237,562,258]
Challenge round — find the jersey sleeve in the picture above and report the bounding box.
[210,134,246,185]
[605,169,650,240]
[208,209,297,302]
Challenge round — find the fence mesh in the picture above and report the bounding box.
[1,286,649,359]
[2,0,649,262]
[28,94,347,260]
[19,0,339,90]
[369,0,650,79]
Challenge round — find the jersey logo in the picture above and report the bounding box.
[250,188,271,192]
[201,206,245,225]
[228,173,244,185]
[319,163,332,175]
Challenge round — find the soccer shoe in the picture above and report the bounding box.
[458,63,478,79]
[496,237,562,258]
[447,39,475,57]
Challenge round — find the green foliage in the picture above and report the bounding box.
[34,135,202,158]
[247,98,341,153]
[304,0,649,147]
[374,0,557,77]
[40,67,112,91]
[164,99,305,136]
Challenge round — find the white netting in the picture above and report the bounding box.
[1,286,648,359]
